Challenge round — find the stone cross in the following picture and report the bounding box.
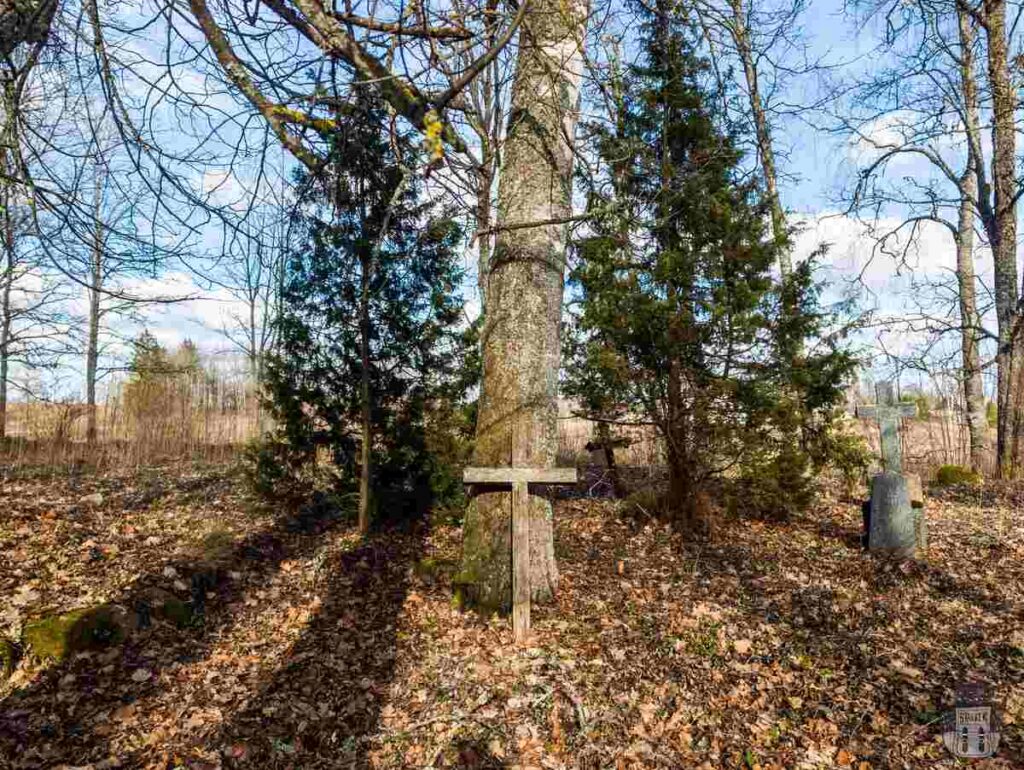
[856,381,917,472]
[463,466,577,641]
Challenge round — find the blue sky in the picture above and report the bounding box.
[7,0,1003,400]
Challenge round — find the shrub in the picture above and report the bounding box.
[728,411,870,520]
[817,420,873,492]
[730,445,814,521]
[242,434,314,502]
[258,96,477,528]
[935,464,982,487]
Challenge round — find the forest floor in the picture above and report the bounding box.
[1,461,1022,770]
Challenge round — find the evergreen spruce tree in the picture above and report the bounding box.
[262,93,472,531]
[565,0,855,526]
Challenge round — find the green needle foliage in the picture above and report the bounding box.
[256,93,476,521]
[564,0,857,527]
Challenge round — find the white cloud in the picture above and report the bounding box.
[793,211,959,293]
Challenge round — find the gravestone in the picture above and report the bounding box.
[856,382,926,557]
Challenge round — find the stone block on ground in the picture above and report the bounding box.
[22,605,129,661]
[868,472,924,559]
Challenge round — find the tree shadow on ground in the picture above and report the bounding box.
[0,494,424,768]
[190,520,427,769]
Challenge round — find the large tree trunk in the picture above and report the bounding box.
[458,0,587,613]
[956,10,989,473]
[981,0,1021,477]
[727,0,788,273]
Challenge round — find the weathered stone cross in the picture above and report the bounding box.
[856,381,917,473]
[462,466,577,641]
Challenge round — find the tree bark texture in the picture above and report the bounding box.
[955,10,988,472]
[981,0,1021,477]
[458,0,587,613]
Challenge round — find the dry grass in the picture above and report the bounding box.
[853,412,995,479]
[1,387,994,485]
[1,387,263,470]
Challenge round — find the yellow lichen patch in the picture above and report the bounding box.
[268,105,336,134]
[423,110,444,163]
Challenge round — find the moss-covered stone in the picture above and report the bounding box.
[0,637,19,678]
[935,464,982,487]
[157,596,193,627]
[23,605,128,661]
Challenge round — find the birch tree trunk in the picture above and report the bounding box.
[86,165,105,445]
[956,9,989,472]
[0,210,11,441]
[0,79,12,441]
[476,163,494,312]
[957,176,988,471]
[727,0,788,273]
[458,0,587,613]
[980,0,1020,477]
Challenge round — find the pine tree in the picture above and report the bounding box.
[262,93,472,530]
[128,330,169,379]
[565,0,855,526]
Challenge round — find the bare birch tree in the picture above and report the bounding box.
[0,38,71,437]
[692,0,814,275]
[841,0,1002,472]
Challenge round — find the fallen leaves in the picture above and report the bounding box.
[1,468,1023,768]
